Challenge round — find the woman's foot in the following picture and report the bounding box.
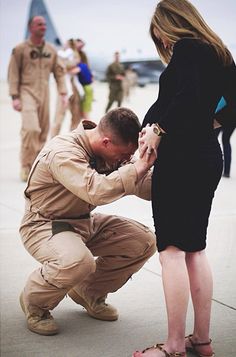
[133,348,163,357]
[133,343,186,356]
[185,335,214,356]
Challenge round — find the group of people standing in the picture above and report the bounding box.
[51,37,93,138]
[7,15,138,183]
[6,1,236,357]
[8,16,93,182]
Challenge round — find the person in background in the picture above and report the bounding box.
[66,39,82,134]
[74,38,94,119]
[19,107,157,336]
[76,59,94,119]
[133,0,236,356]
[51,39,84,137]
[76,38,90,66]
[215,126,235,177]
[105,51,125,112]
[123,66,138,102]
[8,16,67,181]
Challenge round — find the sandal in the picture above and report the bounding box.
[185,335,215,357]
[133,343,186,356]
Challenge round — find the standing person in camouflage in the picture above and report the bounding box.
[105,51,125,112]
[8,16,67,181]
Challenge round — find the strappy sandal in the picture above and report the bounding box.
[133,343,186,356]
[185,335,215,357]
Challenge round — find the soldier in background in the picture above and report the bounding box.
[105,51,125,112]
[8,16,67,181]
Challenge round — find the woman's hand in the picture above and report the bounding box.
[139,124,162,159]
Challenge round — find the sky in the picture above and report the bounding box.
[0,0,236,79]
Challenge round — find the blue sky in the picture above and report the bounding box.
[0,0,236,79]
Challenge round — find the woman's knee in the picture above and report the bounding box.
[159,245,186,265]
[185,250,206,266]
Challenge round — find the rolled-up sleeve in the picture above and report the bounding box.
[133,169,152,201]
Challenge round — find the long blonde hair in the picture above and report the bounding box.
[150,0,232,65]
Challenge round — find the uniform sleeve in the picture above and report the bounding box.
[106,64,119,82]
[157,40,200,134]
[7,46,22,97]
[133,169,152,201]
[49,151,139,206]
[215,61,236,127]
[106,64,113,82]
[52,51,67,95]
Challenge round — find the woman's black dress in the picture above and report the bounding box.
[143,38,236,252]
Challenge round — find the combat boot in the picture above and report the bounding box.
[68,287,118,321]
[20,291,59,335]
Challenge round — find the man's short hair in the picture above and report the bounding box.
[28,15,45,28]
[28,16,36,28]
[99,108,140,146]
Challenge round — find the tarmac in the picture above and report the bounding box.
[0,79,235,357]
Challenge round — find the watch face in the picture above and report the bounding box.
[153,126,161,136]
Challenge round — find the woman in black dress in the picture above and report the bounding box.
[133,1,236,356]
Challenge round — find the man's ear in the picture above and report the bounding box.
[102,137,111,148]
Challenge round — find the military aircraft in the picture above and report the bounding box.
[26,0,165,86]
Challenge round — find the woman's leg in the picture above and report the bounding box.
[185,250,214,355]
[135,246,189,356]
[221,126,235,177]
[160,246,189,352]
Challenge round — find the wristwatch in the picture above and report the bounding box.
[153,123,164,136]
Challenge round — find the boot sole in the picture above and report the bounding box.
[19,292,59,336]
[68,289,118,321]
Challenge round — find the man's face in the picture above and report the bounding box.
[30,16,47,37]
[101,140,137,165]
[114,52,120,62]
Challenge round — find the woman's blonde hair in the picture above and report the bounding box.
[150,0,232,65]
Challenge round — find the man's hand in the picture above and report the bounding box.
[139,124,162,159]
[134,148,156,182]
[69,67,80,75]
[12,98,22,112]
[115,74,124,81]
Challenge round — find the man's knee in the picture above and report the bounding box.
[42,249,96,289]
[127,222,156,258]
[142,229,157,257]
